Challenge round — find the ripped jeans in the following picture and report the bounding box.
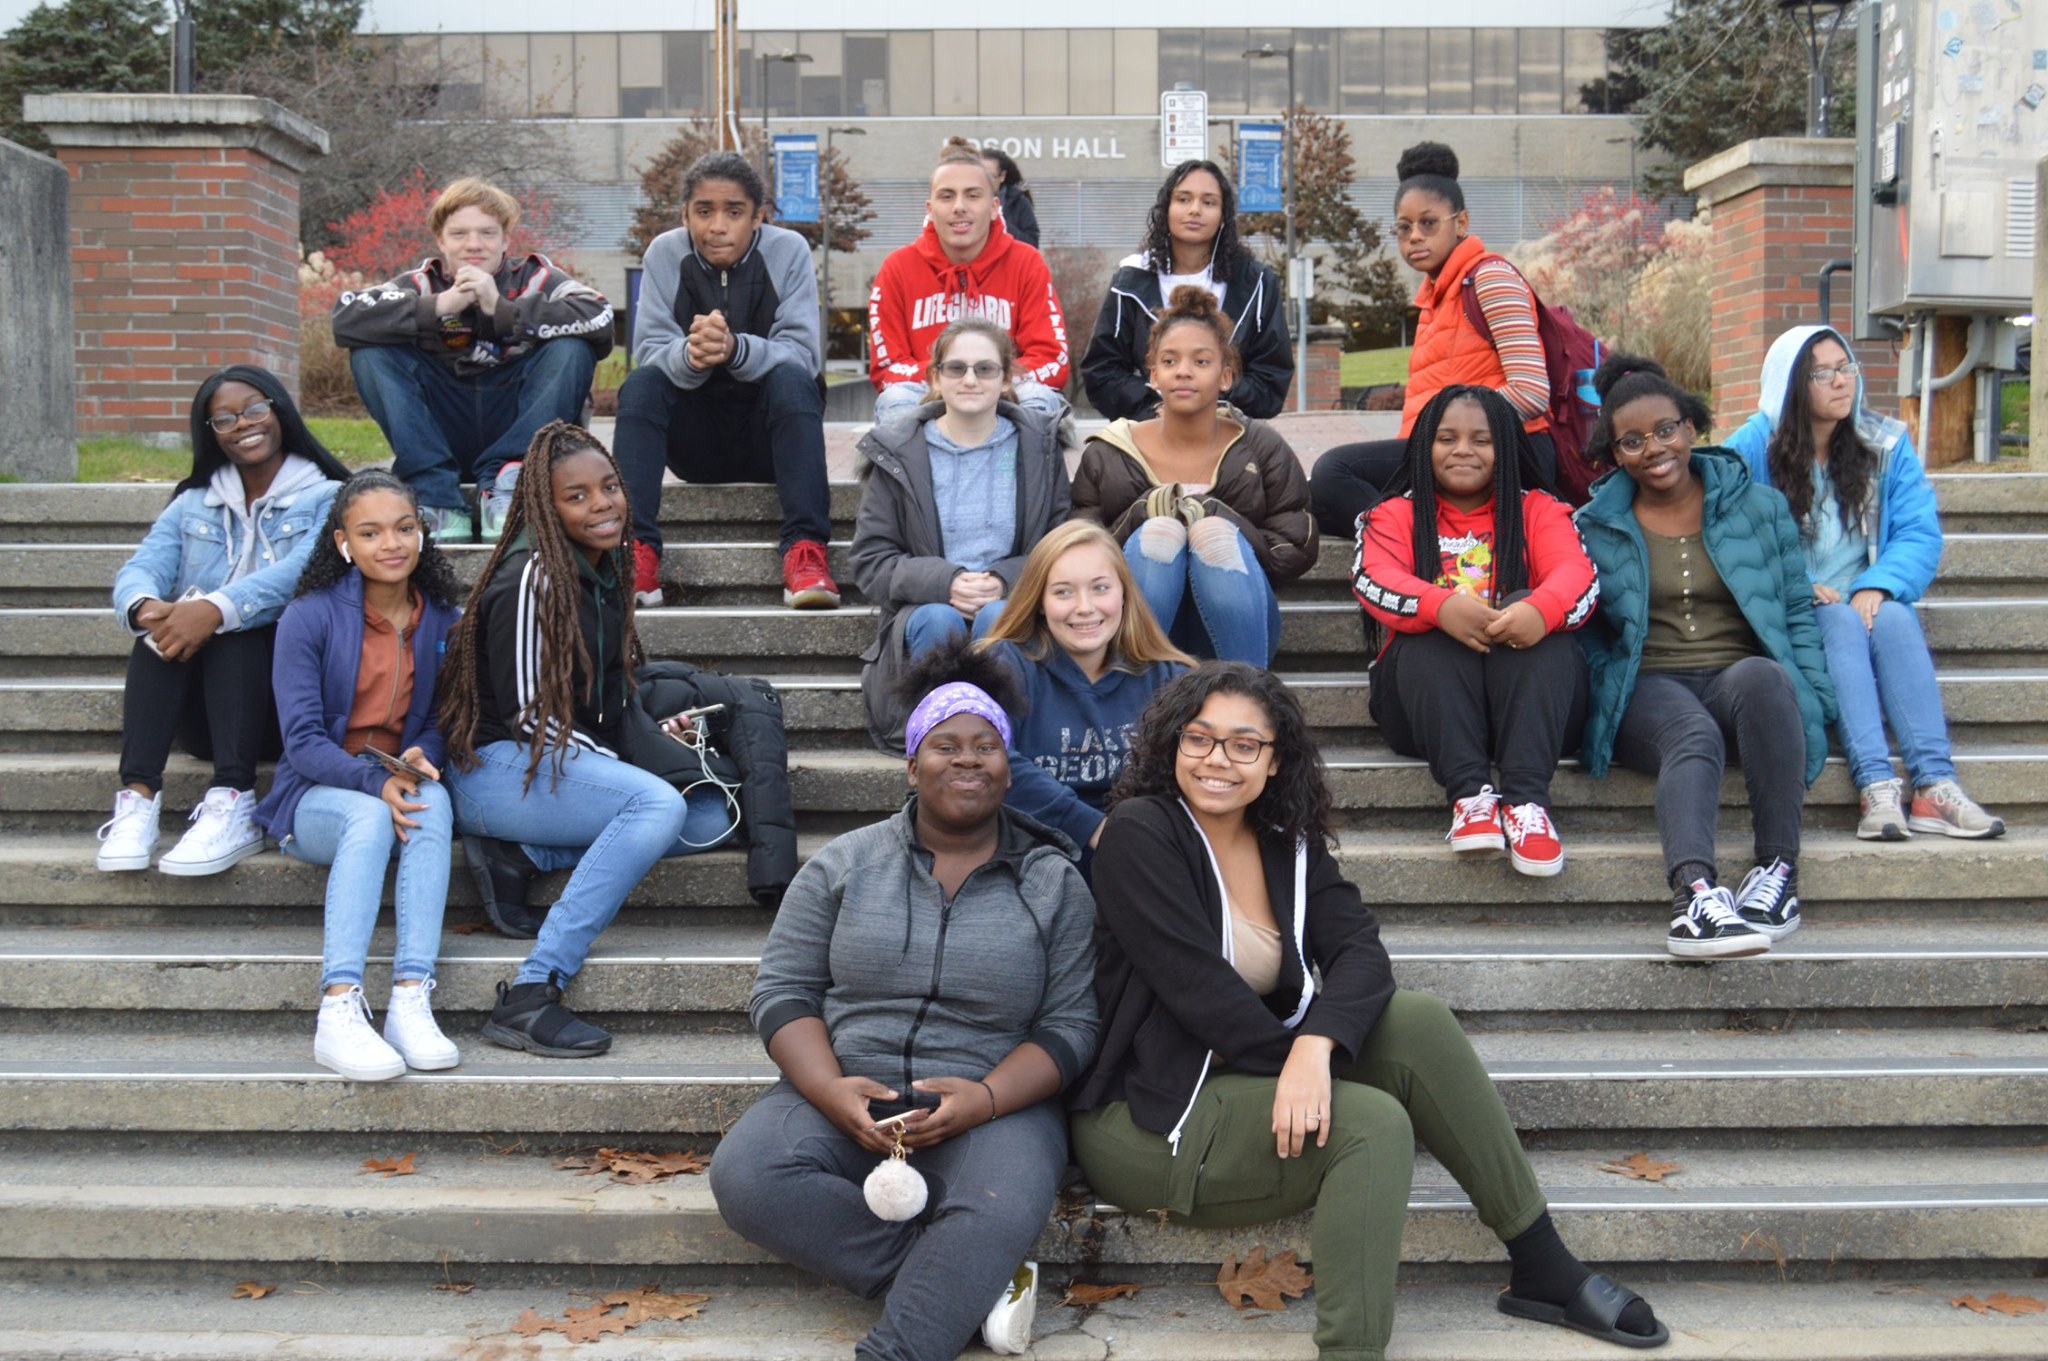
[1122,517,1282,665]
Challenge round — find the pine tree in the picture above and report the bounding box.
[0,0,168,151]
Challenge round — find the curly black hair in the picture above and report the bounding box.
[1360,384,1550,654]
[1139,160,1245,279]
[895,634,1027,719]
[294,469,462,606]
[1111,662,1334,849]
[1585,352,1714,466]
[1395,140,1464,214]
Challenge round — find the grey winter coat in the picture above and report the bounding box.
[749,801,1100,1100]
[852,401,1071,753]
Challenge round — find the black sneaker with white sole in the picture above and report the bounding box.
[1732,857,1802,941]
[1666,879,1772,959]
[462,833,545,939]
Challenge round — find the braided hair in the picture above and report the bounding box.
[1585,353,1713,466]
[1360,385,1545,654]
[294,469,462,606]
[440,421,643,789]
[1139,160,1245,279]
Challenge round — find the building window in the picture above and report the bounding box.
[890,30,933,117]
[1202,28,1248,114]
[799,31,844,117]
[933,30,978,116]
[1295,29,1333,113]
[1024,29,1067,115]
[1384,30,1426,114]
[1566,29,1609,112]
[1113,28,1159,115]
[1338,29,1381,114]
[980,30,1024,116]
[1159,29,1202,102]
[1474,28,1515,114]
[1070,29,1113,116]
[1428,29,1472,114]
[619,33,661,118]
[848,33,888,116]
[664,32,705,116]
[1518,28,1563,115]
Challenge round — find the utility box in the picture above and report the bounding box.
[1856,0,2047,320]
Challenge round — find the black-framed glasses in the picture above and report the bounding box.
[936,360,1003,381]
[1178,729,1274,764]
[1808,361,1860,385]
[207,399,275,433]
[1613,419,1689,457]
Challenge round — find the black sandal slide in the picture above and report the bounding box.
[1498,1272,1670,1349]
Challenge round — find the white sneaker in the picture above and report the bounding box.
[156,786,264,876]
[314,986,406,1082]
[382,979,460,1070]
[981,1260,1037,1356]
[95,789,162,871]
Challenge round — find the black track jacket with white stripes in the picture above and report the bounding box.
[470,535,628,760]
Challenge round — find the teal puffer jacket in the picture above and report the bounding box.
[1574,448,1839,784]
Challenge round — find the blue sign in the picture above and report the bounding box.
[1238,123,1285,213]
[774,134,820,223]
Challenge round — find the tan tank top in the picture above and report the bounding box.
[1228,896,1282,996]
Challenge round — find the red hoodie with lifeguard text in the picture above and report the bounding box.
[1350,490,1599,659]
[867,213,1069,393]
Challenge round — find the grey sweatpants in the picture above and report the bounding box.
[709,1081,1066,1361]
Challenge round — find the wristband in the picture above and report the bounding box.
[978,1079,998,1122]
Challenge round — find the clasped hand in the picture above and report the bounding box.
[134,596,223,662]
[949,571,1004,617]
[686,309,735,369]
[817,1073,992,1155]
[1437,594,1546,653]
[379,747,441,842]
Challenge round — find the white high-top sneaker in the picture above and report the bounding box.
[157,786,264,876]
[95,789,162,871]
[382,980,460,1070]
[314,986,406,1082]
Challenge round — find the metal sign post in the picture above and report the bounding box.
[1160,88,1208,167]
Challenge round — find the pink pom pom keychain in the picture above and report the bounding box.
[863,1114,928,1221]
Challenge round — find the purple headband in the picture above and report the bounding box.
[905,682,1012,754]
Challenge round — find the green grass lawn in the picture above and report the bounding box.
[77,418,392,483]
[2000,379,2030,437]
[1341,347,1411,388]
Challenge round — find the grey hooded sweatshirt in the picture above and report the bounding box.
[749,800,1099,1102]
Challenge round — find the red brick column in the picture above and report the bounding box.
[27,95,327,437]
[1683,138,1898,428]
[1303,326,1345,412]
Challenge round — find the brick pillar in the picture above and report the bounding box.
[1303,325,1345,412]
[27,94,328,438]
[1683,137,1898,429]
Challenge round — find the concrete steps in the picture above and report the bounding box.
[0,472,2043,1357]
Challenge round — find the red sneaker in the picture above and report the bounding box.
[1446,786,1505,854]
[632,541,663,608]
[782,540,841,610]
[1501,802,1564,877]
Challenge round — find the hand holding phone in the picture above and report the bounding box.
[662,703,724,746]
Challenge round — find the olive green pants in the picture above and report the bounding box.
[1070,991,1548,1361]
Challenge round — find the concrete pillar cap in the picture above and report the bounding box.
[25,93,329,172]
[1682,136,1855,206]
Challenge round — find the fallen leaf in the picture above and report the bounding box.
[599,1285,711,1326]
[361,1152,419,1177]
[1598,1152,1681,1182]
[1952,1292,2046,1316]
[1063,1282,1142,1307]
[1216,1245,1312,1312]
[554,1147,709,1184]
[509,1284,712,1343]
[433,1280,475,1294]
[513,1304,630,1344]
[450,920,492,935]
[230,1281,276,1299]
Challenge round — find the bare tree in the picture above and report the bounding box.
[629,115,873,260]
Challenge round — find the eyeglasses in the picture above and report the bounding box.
[207,399,275,433]
[1177,729,1274,764]
[1808,361,1860,385]
[1613,419,1689,457]
[936,360,1003,381]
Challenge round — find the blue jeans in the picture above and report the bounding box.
[1121,522,1282,665]
[1815,599,1956,788]
[447,740,736,983]
[614,361,831,554]
[349,340,598,510]
[873,379,1066,425]
[901,599,1007,659]
[280,764,453,990]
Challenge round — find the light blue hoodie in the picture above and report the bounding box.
[1723,325,1943,603]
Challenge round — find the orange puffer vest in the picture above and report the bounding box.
[1399,234,1547,438]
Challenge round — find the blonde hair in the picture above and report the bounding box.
[926,316,1018,405]
[429,177,521,236]
[977,521,1194,671]
[932,137,997,191]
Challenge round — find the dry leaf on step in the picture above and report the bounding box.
[597,1285,712,1326]
[1952,1292,2046,1315]
[512,1304,631,1343]
[1597,1152,1681,1182]
[1062,1282,1142,1307]
[360,1152,419,1177]
[554,1147,710,1183]
[230,1281,276,1299]
[1216,1245,1313,1312]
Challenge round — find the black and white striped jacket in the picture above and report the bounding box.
[471,539,628,761]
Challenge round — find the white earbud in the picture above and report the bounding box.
[340,542,353,564]
[416,529,425,552]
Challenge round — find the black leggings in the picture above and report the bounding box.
[117,627,279,793]
[1312,431,1558,542]
[1370,625,1587,808]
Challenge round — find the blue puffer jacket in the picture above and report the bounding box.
[1723,324,1943,603]
[1574,448,1838,785]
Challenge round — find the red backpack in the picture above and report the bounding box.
[1460,257,1606,506]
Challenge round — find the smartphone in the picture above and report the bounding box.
[141,586,206,659]
[662,703,724,745]
[367,747,433,783]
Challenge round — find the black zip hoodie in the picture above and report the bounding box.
[471,531,629,759]
[1080,251,1293,421]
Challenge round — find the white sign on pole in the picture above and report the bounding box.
[1160,89,1209,167]
[1288,255,1315,300]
